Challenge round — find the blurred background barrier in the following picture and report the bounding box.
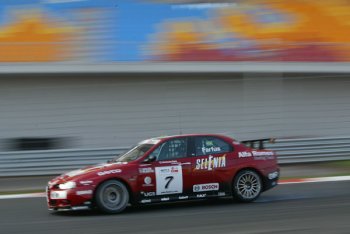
[0,147,128,177]
[0,136,349,177]
[2,62,350,74]
[267,136,350,164]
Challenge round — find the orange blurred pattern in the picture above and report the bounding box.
[0,10,76,62]
[148,0,350,62]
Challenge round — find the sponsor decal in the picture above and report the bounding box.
[239,151,275,159]
[193,183,219,192]
[144,176,152,185]
[161,197,170,201]
[159,168,170,173]
[253,156,275,160]
[159,160,178,164]
[218,192,226,196]
[238,152,252,158]
[76,190,93,195]
[79,180,93,185]
[171,166,179,173]
[202,146,221,155]
[193,185,200,192]
[97,169,122,176]
[196,194,206,198]
[268,171,279,180]
[141,191,156,197]
[158,166,181,174]
[139,167,154,174]
[195,155,226,170]
[179,196,188,200]
[140,199,151,203]
[128,176,137,181]
[142,177,154,187]
[252,151,275,160]
[252,151,274,156]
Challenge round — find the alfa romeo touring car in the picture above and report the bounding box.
[47,134,279,213]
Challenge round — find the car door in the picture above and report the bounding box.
[137,137,193,202]
[191,136,233,196]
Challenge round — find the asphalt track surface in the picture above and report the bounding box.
[1,181,349,234]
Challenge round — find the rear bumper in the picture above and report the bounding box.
[262,169,279,191]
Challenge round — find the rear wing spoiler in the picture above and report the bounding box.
[241,138,276,150]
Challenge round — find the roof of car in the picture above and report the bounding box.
[149,133,234,141]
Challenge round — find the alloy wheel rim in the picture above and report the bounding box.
[237,173,261,199]
[102,185,123,208]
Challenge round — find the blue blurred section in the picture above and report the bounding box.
[0,0,209,61]
[115,0,208,61]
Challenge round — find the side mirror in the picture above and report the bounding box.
[143,155,156,163]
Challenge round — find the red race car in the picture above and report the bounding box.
[47,134,279,213]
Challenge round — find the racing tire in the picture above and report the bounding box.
[232,170,262,202]
[95,180,129,214]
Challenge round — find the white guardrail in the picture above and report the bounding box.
[0,136,349,177]
[2,62,350,74]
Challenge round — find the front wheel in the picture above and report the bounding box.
[233,170,262,202]
[95,180,129,214]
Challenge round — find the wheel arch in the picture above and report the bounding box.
[231,167,265,191]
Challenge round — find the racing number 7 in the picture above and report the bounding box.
[165,176,174,189]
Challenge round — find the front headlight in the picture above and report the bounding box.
[58,181,76,190]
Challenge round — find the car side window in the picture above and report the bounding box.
[195,136,232,156]
[150,138,188,161]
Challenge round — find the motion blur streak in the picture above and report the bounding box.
[1,0,350,62]
[0,181,349,233]
[0,192,45,200]
[279,175,350,184]
[149,0,350,62]
[0,1,114,62]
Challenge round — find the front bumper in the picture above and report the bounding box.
[48,206,90,211]
[46,186,94,211]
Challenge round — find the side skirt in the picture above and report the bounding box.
[138,191,229,204]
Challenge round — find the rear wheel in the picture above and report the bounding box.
[95,180,129,214]
[233,170,262,202]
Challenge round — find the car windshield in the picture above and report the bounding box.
[112,144,154,162]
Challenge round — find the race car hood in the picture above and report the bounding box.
[48,162,127,185]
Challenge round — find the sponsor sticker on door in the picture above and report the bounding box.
[193,183,219,192]
[195,155,226,170]
[139,167,154,174]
